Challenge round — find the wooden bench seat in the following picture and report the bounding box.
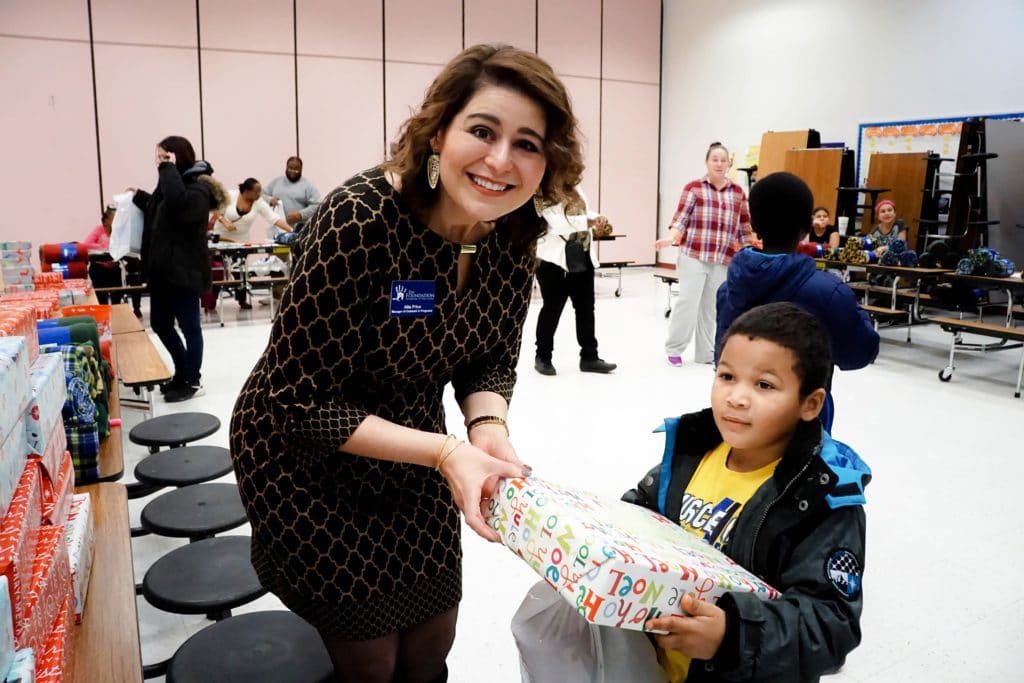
[930,316,1024,398]
[655,272,678,317]
[860,304,913,342]
[930,316,1024,342]
[70,482,143,682]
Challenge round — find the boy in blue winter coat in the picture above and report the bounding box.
[715,172,879,429]
[625,302,869,682]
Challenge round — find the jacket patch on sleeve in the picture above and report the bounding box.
[825,549,862,600]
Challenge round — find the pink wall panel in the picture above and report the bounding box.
[199,0,293,54]
[464,0,536,51]
[200,51,297,194]
[298,56,385,191]
[297,0,382,58]
[598,81,660,265]
[602,0,661,84]
[537,0,600,78]
[0,38,100,245]
[91,0,196,47]
[384,61,444,147]
[0,0,89,41]
[384,0,462,65]
[559,76,601,210]
[94,44,202,208]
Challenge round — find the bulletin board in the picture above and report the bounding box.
[857,111,1024,184]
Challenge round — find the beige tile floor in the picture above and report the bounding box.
[124,267,1024,682]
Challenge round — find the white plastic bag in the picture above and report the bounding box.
[108,192,144,259]
[512,581,668,683]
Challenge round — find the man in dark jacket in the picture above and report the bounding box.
[626,303,870,682]
[132,135,227,402]
[715,172,879,429]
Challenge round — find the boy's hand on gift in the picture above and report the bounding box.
[439,442,525,543]
[646,594,726,661]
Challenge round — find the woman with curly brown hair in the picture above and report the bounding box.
[229,44,584,682]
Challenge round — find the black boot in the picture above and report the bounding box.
[534,357,556,376]
[580,358,617,373]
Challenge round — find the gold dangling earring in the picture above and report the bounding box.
[533,193,545,217]
[427,153,440,190]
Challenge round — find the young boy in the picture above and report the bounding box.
[625,302,869,682]
[715,172,879,429]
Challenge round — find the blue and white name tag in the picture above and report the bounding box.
[390,280,436,317]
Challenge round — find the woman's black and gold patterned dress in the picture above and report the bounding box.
[229,168,534,639]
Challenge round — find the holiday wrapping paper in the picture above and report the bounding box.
[19,525,70,656]
[0,306,40,363]
[63,494,91,623]
[40,451,73,528]
[7,647,33,682]
[0,252,31,267]
[35,595,71,683]
[0,420,29,521]
[487,477,779,630]
[0,336,32,446]
[31,422,66,491]
[0,462,42,643]
[0,576,14,682]
[24,354,65,457]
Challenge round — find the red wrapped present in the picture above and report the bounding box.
[19,525,71,655]
[36,595,72,683]
[0,461,42,642]
[41,450,74,527]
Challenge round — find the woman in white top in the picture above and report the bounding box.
[213,177,293,243]
[211,178,292,308]
[533,192,616,375]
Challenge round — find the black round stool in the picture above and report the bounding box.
[129,412,221,453]
[140,483,246,542]
[167,611,335,683]
[134,446,233,488]
[143,535,265,618]
[141,536,267,678]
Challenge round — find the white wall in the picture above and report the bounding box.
[658,0,1024,262]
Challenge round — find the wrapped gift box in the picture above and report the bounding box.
[1,420,29,520]
[40,451,73,528]
[23,354,65,457]
[63,494,92,623]
[0,252,30,267]
[32,421,66,491]
[6,647,34,682]
[19,525,70,656]
[0,576,15,682]
[486,477,779,630]
[0,336,32,446]
[0,307,39,363]
[0,462,43,643]
[35,595,71,683]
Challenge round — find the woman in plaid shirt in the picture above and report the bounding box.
[656,142,752,366]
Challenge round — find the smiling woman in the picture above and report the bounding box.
[229,44,585,683]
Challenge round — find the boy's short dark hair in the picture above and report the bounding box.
[721,302,832,397]
[749,172,814,251]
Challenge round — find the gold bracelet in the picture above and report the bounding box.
[436,440,464,473]
[435,434,456,469]
[465,415,509,435]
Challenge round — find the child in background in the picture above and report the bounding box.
[807,206,840,249]
[715,172,879,430]
[869,199,907,255]
[624,302,869,682]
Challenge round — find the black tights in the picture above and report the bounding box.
[319,607,456,683]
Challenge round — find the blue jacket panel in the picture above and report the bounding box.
[714,248,880,370]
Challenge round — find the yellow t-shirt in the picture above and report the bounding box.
[659,442,780,682]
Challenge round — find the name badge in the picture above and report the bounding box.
[390,280,436,317]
